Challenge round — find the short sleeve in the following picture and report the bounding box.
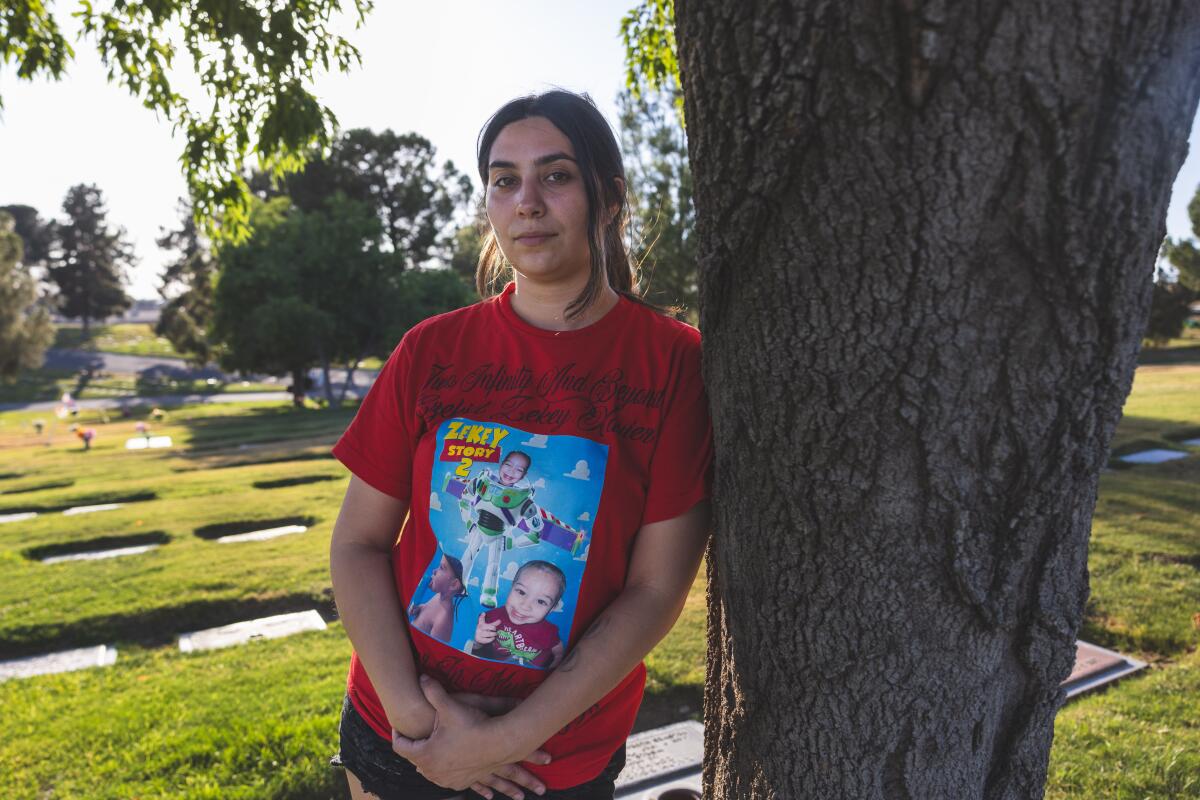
[640,327,713,526]
[331,334,419,501]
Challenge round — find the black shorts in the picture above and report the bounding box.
[331,695,626,800]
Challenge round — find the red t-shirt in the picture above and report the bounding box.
[474,607,561,669]
[331,282,712,788]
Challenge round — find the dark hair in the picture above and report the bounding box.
[476,90,638,319]
[442,552,469,617]
[514,559,567,604]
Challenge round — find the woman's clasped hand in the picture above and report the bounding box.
[391,675,550,799]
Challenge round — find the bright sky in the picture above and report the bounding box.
[2,3,1199,300]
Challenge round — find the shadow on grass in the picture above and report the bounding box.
[1,479,76,496]
[193,516,318,541]
[1164,426,1200,442]
[178,405,356,454]
[633,685,703,734]
[0,489,158,516]
[0,591,337,660]
[1138,344,1200,365]
[0,366,76,404]
[0,472,24,481]
[51,327,95,350]
[173,452,336,473]
[1143,551,1200,568]
[252,475,337,490]
[24,530,171,560]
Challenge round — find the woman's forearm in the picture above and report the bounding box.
[496,581,688,754]
[493,503,711,759]
[330,540,434,737]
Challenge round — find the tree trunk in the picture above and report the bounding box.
[319,356,337,408]
[339,356,363,407]
[674,1,1200,797]
[290,367,307,408]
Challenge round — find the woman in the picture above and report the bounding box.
[329,90,712,800]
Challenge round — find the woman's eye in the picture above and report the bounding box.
[546,171,570,184]
[493,175,516,188]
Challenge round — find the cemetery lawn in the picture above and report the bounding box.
[0,360,1197,798]
[53,323,184,358]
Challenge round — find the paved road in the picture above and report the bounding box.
[43,349,378,386]
[43,348,219,377]
[43,347,374,386]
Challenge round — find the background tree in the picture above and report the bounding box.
[155,200,216,366]
[627,0,1200,797]
[49,184,132,333]
[211,196,364,407]
[0,204,55,268]
[1143,276,1195,346]
[1163,185,1200,291]
[446,220,484,282]
[0,1,373,235]
[0,210,55,381]
[285,128,474,267]
[619,81,697,318]
[210,194,471,407]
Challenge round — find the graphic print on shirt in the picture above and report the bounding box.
[408,418,608,670]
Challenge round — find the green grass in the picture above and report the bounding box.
[0,405,354,659]
[53,323,183,358]
[0,354,1196,797]
[0,627,352,799]
[1047,647,1200,800]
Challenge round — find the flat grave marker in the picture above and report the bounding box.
[216,524,308,544]
[62,503,124,516]
[0,511,38,524]
[41,544,161,564]
[1118,449,1188,465]
[616,721,703,798]
[1063,641,1146,699]
[178,610,326,653]
[125,436,173,450]
[0,644,117,682]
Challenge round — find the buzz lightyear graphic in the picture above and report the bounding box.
[443,448,585,608]
[417,419,605,662]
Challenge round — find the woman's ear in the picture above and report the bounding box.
[606,176,627,224]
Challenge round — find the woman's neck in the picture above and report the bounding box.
[509,276,620,331]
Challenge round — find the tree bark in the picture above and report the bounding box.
[674,1,1200,797]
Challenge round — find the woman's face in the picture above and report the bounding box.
[485,116,592,287]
